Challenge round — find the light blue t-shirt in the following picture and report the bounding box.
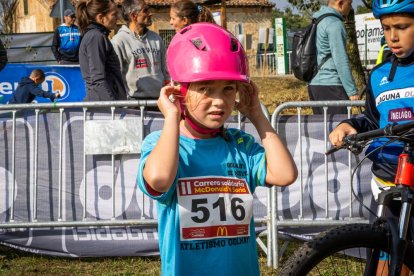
[137,128,267,276]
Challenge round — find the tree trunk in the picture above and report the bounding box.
[345,9,367,94]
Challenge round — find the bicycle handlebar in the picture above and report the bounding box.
[326,121,414,155]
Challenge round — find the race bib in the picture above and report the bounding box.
[177,176,253,241]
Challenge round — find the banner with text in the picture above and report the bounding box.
[0,111,374,256]
[0,64,85,104]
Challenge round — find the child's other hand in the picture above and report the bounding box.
[55,93,61,98]
[236,81,263,120]
[158,84,182,120]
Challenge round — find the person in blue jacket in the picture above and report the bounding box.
[329,0,414,273]
[9,69,60,104]
[308,0,358,114]
[51,9,81,64]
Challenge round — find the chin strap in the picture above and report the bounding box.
[388,55,398,82]
[184,114,222,135]
[179,82,222,136]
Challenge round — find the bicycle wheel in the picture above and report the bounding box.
[280,223,414,275]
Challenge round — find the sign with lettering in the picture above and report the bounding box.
[355,13,383,64]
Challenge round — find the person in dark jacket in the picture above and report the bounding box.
[76,0,127,101]
[9,69,61,104]
[51,9,81,64]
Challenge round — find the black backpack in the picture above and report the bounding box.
[291,13,342,82]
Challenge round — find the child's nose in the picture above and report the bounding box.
[390,29,399,42]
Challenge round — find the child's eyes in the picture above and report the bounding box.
[397,25,409,30]
[223,86,236,94]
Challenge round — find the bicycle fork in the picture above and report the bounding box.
[373,145,414,275]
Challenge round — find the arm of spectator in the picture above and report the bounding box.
[31,86,59,102]
[51,28,62,63]
[86,35,115,100]
[327,21,357,97]
[111,38,125,74]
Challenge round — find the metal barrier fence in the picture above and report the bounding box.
[0,100,271,254]
[0,100,373,270]
[269,100,369,268]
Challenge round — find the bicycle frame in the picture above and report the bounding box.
[367,141,414,275]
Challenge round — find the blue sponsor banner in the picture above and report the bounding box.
[0,64,85,103]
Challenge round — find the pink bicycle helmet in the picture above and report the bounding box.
[167,23,249,83]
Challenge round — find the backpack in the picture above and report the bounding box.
[291,13,342,82]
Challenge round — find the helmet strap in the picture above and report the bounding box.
[184,114,222,136]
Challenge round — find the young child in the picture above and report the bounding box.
[137,23,297,275]
[329,0,414,274]
[9,69,60,104]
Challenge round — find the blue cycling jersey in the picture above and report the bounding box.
[343,54,414,181]
[365,59,414,166]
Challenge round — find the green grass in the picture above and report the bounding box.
[0,243,295,275]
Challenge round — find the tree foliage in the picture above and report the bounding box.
[355,4,371,14]
[0,0,18,34]
[273,7,312,30]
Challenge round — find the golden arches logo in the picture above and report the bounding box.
[216,226,228,236]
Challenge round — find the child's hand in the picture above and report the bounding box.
[55,93,61,98]
[329,123,357,147]
[158,84,182,120]
[236,81,263,120]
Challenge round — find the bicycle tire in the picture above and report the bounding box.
[280,223,414,275]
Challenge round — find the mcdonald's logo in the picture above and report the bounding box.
[216,226,228,237]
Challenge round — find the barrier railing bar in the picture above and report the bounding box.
[83,107,87,220]
[347,106,354,218]
[0,217,269,229]
[267,186,273,266]
[323,107,329,219]
[140,106,146,219]
[298,107,303,220]
[58,108,64,221]
[33,109,39,221]
[111,106,116,220]
[11,110,16,222]
[0,100,158,111]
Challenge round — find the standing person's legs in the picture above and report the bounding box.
[308,85,350,114]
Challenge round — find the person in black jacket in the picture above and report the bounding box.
[9,69,61,104]
[76,0,127,101]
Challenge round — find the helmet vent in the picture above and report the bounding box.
[230,38,239,52]
[191,38,207,51]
